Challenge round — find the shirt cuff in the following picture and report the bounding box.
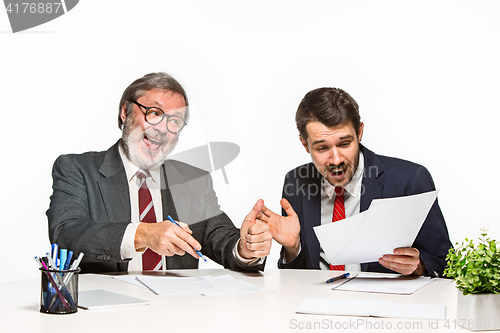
[232,238,265,266]
[120,223,143,260]
[281,243,302,264]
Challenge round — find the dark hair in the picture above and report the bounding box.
[295,87,360,141]
[118,72,189,129]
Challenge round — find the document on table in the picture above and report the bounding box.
[331,272,435,295]
[314,190,438,265]
[296,298,446,320]
[78,289,149,310]
[113,274,273,295]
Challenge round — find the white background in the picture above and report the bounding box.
[1,1,499,283]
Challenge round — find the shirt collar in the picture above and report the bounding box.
[118,141,161,184]
[323,150,364,199]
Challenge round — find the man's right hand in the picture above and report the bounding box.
[134,220,202,259]
[260,198,301,262]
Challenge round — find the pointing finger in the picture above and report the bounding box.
[280,198,297,217]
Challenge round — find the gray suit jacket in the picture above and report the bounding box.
[47,141,264,273]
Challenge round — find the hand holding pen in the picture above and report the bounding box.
[167,215,207,262]
[134,217,207,259]
[134,215,207,261]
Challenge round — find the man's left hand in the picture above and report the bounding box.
[379,247,425,276]
[238,199,272,259]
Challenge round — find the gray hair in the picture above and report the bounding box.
[118,72,189,129]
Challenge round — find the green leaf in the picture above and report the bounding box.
[445,229,500,294]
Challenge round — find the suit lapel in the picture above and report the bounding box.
[301,164,322,269]
[160,164,179,221]
[97,141,131,223]
[160,162,190,222]
[360,178,383,212]
[360,144,384,212]
[160,161,193,269]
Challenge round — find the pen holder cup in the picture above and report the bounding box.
[40,267,80,314]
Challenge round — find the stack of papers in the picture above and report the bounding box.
[314,191,438,265]
[113,274,273,296]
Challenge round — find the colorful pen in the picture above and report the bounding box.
[36,246,83,313]
[326,272,350,283]
[38,257,71,311]
[63,252,84,285]
[167,215,207,262]
[63,251,73,270]
[46,252,57,270]
[59,249,67,271]
[51,244,58,268]
[45,254,68,287]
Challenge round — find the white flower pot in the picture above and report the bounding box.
[457,290,500,331]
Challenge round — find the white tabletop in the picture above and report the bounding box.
[1,269,463,332]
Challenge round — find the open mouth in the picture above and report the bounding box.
[328,166,347,179]
[143,135,164,150]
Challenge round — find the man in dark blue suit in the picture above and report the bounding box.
[260,87,452,277]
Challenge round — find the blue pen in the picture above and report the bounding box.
[326,272,350,283]
[167,215,207,262]
[59,249,67,272]
[63,251,73,270]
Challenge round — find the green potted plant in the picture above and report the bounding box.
[444,229,500,331]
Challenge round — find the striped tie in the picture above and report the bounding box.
[136,169,162,271]
[330,186,346,271]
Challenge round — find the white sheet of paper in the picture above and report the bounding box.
[296,298,373,317]
[313,190,438,265]
[113,275,147,288]
[113,274,273,295]
[370,300,445,320]
[331,273,435,294]
[202,275,272,294]
[78,289,149,310]
[296,298,446,320]
[137,276,220,295]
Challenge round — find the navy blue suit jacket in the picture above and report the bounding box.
[278,145,452,277]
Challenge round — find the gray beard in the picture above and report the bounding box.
[121,117,177,170]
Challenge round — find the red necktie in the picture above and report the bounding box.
[137,169,162,271]
[330,187,346,271]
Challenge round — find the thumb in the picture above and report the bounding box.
[280,198,297,217]
[177,221,193,234]
[244,199,264,223]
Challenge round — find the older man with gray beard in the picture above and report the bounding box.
[47,72,271,273]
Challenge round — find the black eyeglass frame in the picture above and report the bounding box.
[129,100,187,133]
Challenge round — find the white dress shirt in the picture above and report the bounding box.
[319,151,365,271]
[119,143,163,271]
[283,151,365,270]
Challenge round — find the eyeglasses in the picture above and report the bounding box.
[129,100,187,133]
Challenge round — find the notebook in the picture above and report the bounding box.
[78,289,149,310]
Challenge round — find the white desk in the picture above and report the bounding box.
[2,269,464,332]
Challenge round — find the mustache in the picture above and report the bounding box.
[325,162,349,172]
[142,128,169,144]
